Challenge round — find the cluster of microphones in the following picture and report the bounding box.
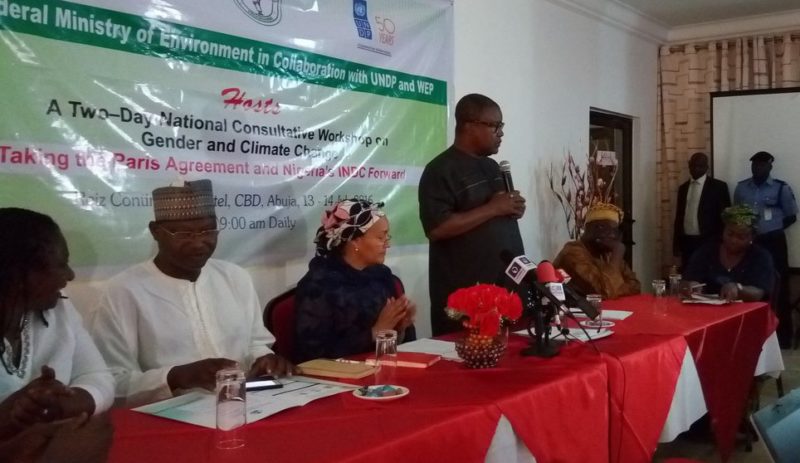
[500,250,600,357]
[497,161,598,357]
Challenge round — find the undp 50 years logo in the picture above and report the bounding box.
[235,0,282,26]
[353,0,396,47]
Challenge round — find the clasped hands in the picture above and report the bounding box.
[372,295,416,340]
[2,366,78,430]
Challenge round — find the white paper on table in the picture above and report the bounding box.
[681,298,740,305]
[513,327,614,342]
[599,310,633,320]
[680,293,741,305]
[133,376,356,429]
[569,308,632,320]
[398,338,461,361]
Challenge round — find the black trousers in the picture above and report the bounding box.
[755,230,793,348]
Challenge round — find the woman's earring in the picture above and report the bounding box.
[355,247,360,252]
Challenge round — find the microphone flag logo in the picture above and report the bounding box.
[505,256,536,284]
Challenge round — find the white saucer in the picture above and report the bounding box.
[352,385,409,401]
[580,320,615,328]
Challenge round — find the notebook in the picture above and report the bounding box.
[297,359,376,379]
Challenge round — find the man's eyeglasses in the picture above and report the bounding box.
[158,226,220,240]
[469,120,505,133]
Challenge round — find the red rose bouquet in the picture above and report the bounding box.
[445,284,523,337]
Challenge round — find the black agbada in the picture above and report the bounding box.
[418,146,524,336]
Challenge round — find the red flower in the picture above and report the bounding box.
[446,284,522,336]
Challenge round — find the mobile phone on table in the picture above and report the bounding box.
[245,375,283,391]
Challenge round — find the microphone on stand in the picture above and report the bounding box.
[548,264,600,320]
[499,161,514,192]
[535,262,566,302]
[535,261,569,336]
[500,251,565,310]
[500,250,561,358]
[549,264,604,355]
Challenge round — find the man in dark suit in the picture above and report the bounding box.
[673,152,731,267]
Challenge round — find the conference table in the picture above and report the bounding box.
[601,295,779,462]
[108,295,779,463]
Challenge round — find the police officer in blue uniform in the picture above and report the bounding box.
[734,151,798,348]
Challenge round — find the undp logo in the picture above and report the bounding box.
[353,0,372,40]
[234,0,283,26]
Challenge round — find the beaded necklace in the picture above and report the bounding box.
[1,313,31,378]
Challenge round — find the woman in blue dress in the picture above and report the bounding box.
[293,199,416,363]
[682,204,775,302]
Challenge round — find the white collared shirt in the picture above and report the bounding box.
[91,259,274,405]
[1,300,114,413]
[683,174,707,236]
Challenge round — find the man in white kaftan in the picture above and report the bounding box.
[91,259,274,404]
[90,179,292,405]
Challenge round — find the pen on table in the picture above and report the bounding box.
[334,358,363,364]
[690,283,706,292]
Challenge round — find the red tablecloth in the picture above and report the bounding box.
[596,334,687,463]
[110,336,609,463]
[109,296,772,463]
[603,295,776,461]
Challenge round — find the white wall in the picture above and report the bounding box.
[68,0,664,341]
[452,0,661,298]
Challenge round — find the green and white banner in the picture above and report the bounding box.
[0,0,451,274]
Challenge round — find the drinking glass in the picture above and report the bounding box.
[374,329,398,385]
[652,279,666,297]
[582,294,607,328]
[669,273,682,297]
[215,368,246,449]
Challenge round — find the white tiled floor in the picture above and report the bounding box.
[653,349,800,462]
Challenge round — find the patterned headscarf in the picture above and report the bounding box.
[314,199,385,256]
[721,204,759,228]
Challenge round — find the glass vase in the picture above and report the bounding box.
[455,326,507,369]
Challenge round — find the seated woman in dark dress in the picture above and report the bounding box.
[293,199,416,363]
[682,205,774,302]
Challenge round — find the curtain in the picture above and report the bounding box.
[656,32,800,272]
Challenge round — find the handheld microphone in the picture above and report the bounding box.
[499,161,514,192]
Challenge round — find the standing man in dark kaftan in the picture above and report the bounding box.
[418,94,526,336]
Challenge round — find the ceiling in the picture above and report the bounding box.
[614,0,800,27]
